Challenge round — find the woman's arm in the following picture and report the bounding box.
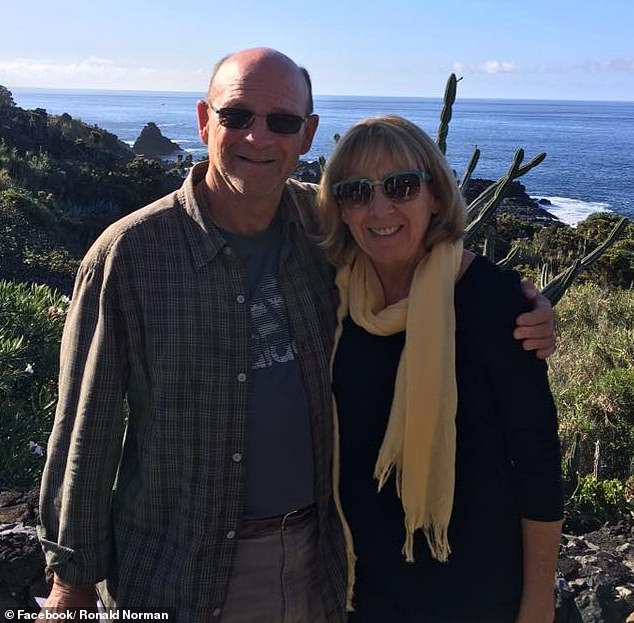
[472,260,563,621]
[514,518,563,623]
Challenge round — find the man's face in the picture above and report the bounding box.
[197,52,318,204]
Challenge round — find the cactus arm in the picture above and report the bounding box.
[436,74,461,156]
[483,225,496,261]
[540,263,552,290]
[496,245,521,269]
[464,149,525,244]
[459,146,480,191]
[466,151,547,220]
[540,217,628,305]
[541,260,582,306]
[576,217,628,271]
[517,151,547,177]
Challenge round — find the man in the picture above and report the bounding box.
[39,48,554,622]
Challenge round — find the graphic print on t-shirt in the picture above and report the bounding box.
[250,274,298,370]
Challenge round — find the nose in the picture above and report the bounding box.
[244,115,275,143]
[367,186,395,214]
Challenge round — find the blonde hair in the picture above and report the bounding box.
[318,115,465,265]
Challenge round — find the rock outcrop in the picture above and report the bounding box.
[557,521,634,622]
[463,178,560,223]
[0,489,46,611]
[133,122,183,159]
[292,160,322,183]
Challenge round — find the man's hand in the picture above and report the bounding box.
[514,279,555,360]
[41,574,98,612]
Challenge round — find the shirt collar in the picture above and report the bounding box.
[178,161,299,271]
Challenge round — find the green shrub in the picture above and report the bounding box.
[565,474,633,532]
[552,283,634,479]
[0,280,68,488]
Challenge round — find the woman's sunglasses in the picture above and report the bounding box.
[210,105,309,135]
[331,170,432,208]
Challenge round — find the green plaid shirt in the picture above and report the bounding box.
[38,162,347,622]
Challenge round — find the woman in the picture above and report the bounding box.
[318,116,563,623]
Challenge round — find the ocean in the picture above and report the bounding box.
[9,88,634,226]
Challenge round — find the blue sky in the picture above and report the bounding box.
[1,0,633,100]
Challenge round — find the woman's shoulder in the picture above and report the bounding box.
[455,252,530,325]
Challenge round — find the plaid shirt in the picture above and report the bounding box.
[38,162,347,622]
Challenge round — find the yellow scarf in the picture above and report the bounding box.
[331,240,463,609]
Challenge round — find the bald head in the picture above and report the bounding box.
[206,47,314,115]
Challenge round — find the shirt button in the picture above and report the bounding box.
[236,294,245,304]
[232,453,242,463]
[226,530,236,539]
[237,372,247,382]
[212,608,221,617]
[223,247,232,255]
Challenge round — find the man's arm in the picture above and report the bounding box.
[514,279,555,359]
[514,518,563,623]
[38,255,128,590]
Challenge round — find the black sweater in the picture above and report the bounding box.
[333,255,563,621]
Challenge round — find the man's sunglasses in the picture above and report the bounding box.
[331,170,432,207]
[210,105,309,135]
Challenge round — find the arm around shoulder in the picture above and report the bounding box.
[514,279,555,359]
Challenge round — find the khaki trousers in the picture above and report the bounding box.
[220,509,326,623]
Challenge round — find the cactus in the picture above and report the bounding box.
[459,146,480,191]
[436,72,626,305]
[464,149,525,243]
[563,432,582,497]
[436,74,461,156]
[483,225,496,261]
[540,217,628,305]
[465,152,547,222]
[496,245,521,269]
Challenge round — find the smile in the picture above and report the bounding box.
[368,225,402,236]
[238,155,275,164]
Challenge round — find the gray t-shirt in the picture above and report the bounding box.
[221,215,315,518]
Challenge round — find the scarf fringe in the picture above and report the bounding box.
[402,520,451,563]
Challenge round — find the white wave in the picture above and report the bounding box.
[532,196,612,227]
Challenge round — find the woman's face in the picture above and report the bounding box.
[339,155,438,274]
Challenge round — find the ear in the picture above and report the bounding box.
[196,100,210,144]
[431,195,441,215]
[300,114,319,155]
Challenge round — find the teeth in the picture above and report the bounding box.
[370,226,400,236]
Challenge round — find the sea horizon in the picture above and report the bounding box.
[7,87,634,226]
[8,85,634,105]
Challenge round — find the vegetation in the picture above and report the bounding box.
[1,281,68,487]
[0,85,183,294]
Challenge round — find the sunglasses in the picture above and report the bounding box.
[331,170,432,207]
[210,105,309,135]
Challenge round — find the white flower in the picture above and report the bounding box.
[24,363,34,374]
[29,441,45,457]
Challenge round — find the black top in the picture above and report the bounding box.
[333,255,563,620]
